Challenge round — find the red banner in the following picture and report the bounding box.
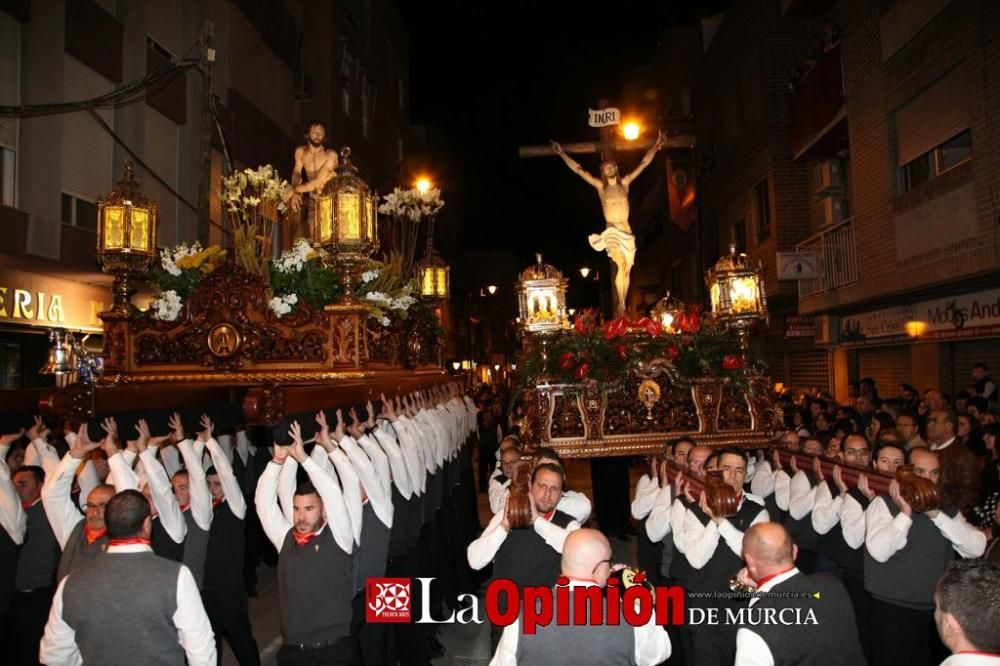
[666,156,697,231]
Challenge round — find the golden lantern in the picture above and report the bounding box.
[650,290,684,333]
[705,244,768,355]
[516,254,570,336]
[311,147,378,301]
[417,249,450,300]
[96,161,158,316]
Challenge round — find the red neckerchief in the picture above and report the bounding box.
[212,498,223,510]
[21,497,40,510]
[754,566,796,587]
[543,509,555,521]
[293,521,326,547]
[735,491,745,507]
[180,503,190,512]
[84,526,107,545]
[108,537,152,547]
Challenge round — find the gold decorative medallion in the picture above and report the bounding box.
[638,379,661,420]
[207,323,241,358]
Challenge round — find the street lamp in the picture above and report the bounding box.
[579,267,591,279]
[415,176,432,194]
[312,147,378,302]
[621,121,641,141]
[97,160,158,316]
[487,284,498,295]
[705,244,768,357]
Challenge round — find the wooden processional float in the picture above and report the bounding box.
[34,263,450,432]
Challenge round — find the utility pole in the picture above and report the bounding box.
[197,19,215,245]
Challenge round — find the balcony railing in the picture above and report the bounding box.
[797,217,858,297]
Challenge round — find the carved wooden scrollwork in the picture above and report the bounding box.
[131,265,330,371]
[718,383,753,431]
[242,384,286,426]
[549,392,584,439]
[604,376,699,436]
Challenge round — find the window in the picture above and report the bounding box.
[0,342,20,389]
[753,178,771,241]
[0,147,14,207]
[61,193,97,231]
[733,219,746,253]
[897,129,972,194]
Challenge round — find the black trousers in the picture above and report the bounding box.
[203,584,260,666]
[842,568,872,665]
[351,591,392,666]
[277,637,355,666]
[870,598,944,666]
[590,457,631,537]
[9,586,54,666]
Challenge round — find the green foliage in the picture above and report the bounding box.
[269,258,342,310]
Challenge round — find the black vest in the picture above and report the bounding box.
[783,471,819,552]
[668,498,701,586]
[492,509,574,607]
[277,526,353,646]
[517,586,636,666]
[0,525,17,611]
[181,510,210,591]
[388,485,411,559]
[151,516,184,563]
[689,497,766,595]
[747,572,865,666]
[204,500,244,594]
[57,520,108,581]
[864,497,959,610]
[353,501,391,592]
[835,487,870,573]
[14,501,59,591]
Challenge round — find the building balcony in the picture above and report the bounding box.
[796,216,858,298]
[790,43,848,161]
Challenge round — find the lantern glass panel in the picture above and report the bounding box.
[710,282,721,314]
[729,277,760,314]
[421,267,435,297]
[366,195,375,239]
[317,195,334,244]
[435,267,447,297]
[129,208,150,252]
[337,192,361,241]
[103,206,125,250]
[527,287,558,322]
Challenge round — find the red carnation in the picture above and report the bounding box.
[574,361,590,381]
[665,344,680,360]
[722,354,745,370]
[615,344,628,362]
[557,352,576,370]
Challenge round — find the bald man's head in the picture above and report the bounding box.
[687,446,713,475]
[742,522,797,582]
[562,528,613,586]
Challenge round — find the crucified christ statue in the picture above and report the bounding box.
[551,130,667,315]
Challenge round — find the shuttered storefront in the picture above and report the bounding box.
[949,338,1000,396]
[857,346,911,396]
[61,55,113,201]
[787,348,831,393]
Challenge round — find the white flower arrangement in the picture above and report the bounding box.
[273,238,318,274]
[160,242,203,276]
[151,290,183,321]
[222,165,290,217]
[269,293,298,317]
[361,269,380,284]
[363,286,418,325]
[378,187,444,222]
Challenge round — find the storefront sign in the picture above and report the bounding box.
[0,267,110,333]
[840,287,1000,345]
[776,252,818,280]
[784,314,815,338]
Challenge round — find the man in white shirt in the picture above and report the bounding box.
[491,527,670,666]
[934,559,1000,666]
[39,488,216,665]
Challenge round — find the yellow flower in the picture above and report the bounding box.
[175,253,199,270]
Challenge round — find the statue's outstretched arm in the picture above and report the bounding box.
[623,131,667,186]
[551,141,602,189]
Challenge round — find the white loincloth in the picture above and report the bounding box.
[588,227,636,266]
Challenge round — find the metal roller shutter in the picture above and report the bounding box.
[949,339,1000,396]
[858,347,911,396]
[61,55,113,201]
[0,14,18,150]
[788,349,830,393]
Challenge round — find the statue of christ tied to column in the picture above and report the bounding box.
[551,131,667,315]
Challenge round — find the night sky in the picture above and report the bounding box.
[397,1,728,349]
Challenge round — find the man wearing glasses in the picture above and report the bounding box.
[41,426,114,580]
[490,528,671,666]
